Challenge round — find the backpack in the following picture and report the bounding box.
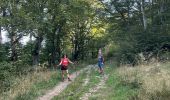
[61,58,69,66]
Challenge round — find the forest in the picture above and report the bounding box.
[0,0,170,100]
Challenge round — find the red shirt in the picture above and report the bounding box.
[61,58,69,66]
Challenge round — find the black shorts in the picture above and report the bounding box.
[61,65,68,70]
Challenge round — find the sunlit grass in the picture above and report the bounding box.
[53,66,100,100]
[0,62,87,100]
[0,70,60,100]
[118,62,170,100]
[87,61,138,100]
[2,60,169,100]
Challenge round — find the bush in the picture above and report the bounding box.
[0,44,9,62]
[113,29,170,66]
[0,62,15,93]
[0,61,33,93]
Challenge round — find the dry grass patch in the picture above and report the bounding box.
[118,62,170,100]
[0,70,57,100]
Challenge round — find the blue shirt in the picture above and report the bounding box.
[98,56,103,63]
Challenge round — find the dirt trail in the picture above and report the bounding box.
[80,74,108,100]
[82,67,91,86]
[37,66,90,100]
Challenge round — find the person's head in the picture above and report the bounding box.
[98,48,102,55]
[62,54,67,58]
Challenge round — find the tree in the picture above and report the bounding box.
[21,0,50,65]
[67,0,104,60]
[0,19,1,46]
[99,0,170,65]
[1,0,29,61]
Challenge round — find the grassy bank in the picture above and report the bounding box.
[0,70,60,100]
[117,62,170,100]
[89,61,170,100]
[0,62,87,100]
[87,61,138,100]
[2,60,170,100]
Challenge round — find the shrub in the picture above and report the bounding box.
[0,62,15,93]
[0,61,32,93]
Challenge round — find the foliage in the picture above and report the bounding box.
[0,0,170,98]
[0,61,31,94]
[100,0,170,65]
[0,43,9,61]
[0,62,15,93]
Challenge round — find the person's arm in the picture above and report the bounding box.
[58,59,62,66]
[68,58,74,64]
[102,56,104,64]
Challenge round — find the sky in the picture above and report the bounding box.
[1,31,8,43]
[1,30,30,45]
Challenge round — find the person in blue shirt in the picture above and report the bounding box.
[98,48,104,74]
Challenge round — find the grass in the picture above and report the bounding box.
[0,70,60,100]
[14,71,61,100]
[88,61,170,100]
[88,61,138,100]
[2,60,170,100]
[52,60,139,100]
[52,66,101,100]
[117,62,170,100]
[0,62,87,100]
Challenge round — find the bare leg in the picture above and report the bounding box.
[99,67,102,74]
[101,68,104,74]
[98,67,101,73]
[66,70,71,81]
[61,70,64,81]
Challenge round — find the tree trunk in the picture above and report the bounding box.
[55,25,63,62]
[127,0,130,26]
[10,33,18,61]
[0,26,2,44]
[51,40,56,65]
[150,0,154,25]
[48,30,56,68]
[56,38,61,61]
[32,36,43,66]
[141,0,147,30]
[73,33,79,60]
[159,0,165,29]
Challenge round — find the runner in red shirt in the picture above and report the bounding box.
[58,54,74,81]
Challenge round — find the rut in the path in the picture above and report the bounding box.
[82,66,91,86]
[37,66,91,100]
[80,74,108,100]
